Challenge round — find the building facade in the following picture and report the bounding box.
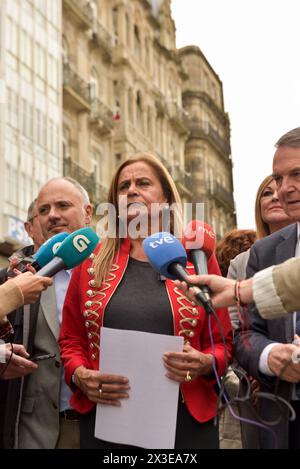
[0,0,235,264]
[0,0,62,264]
[62,0,236,235]
[180,46,236,238]
[62,0,191,208]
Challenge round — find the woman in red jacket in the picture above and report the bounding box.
[59,152,233,449]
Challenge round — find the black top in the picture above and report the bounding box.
[104,257,173,335]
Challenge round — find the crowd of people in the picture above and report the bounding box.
[0,127,300,450]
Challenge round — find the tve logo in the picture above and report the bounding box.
[73,235,91,253]
[149,235,175,249]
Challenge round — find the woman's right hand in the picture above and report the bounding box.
[174,274,254,309]
[11,271,53,304]
[73,365,130,406]
[174,274,236,308]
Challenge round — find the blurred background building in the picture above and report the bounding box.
[0,0,62,263]
[0,0,236,265]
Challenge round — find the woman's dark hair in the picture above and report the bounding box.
[216,229,257,277]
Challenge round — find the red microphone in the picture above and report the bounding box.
[183,220,216,304]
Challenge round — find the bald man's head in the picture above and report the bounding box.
[36,178,93,239]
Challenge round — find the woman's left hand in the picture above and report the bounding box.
[163,344,213,383]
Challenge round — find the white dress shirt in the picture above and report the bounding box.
[54,269,73,411]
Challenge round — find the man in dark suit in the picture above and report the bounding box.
[235,127,300,449]
[0,199,44,449]
[0,198,45,377]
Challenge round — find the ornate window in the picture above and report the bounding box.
[90,67,99,100]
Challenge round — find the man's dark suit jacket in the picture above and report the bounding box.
[0,245,38,448]
[234,222,297,449]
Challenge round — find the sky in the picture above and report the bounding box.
[171,0,300,229]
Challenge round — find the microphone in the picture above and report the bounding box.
[32,232,69,270]
[37,227,99,277]
[142,232,214,313]
[183,221,216,304]
[18,232,69,272]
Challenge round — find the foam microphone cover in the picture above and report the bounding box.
[143,232,214,313]
[37,227,99,276]
[142,232,187,279]
[183,220,216,257]
[33,232,69,268]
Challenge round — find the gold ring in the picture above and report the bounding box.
[185,370,192,382]
[99,387,102,396]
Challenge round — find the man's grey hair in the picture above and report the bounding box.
[275,127,300,148]
[42,177,91,205]
[27,198,37,222]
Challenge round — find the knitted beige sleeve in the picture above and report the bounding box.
[0,279,24,320]
[253,265,288,319]
[272,257,300,315]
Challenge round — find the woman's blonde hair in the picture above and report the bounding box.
[254,175,274,239]
[94,152,183,286]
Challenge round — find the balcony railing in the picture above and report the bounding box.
[91,21,114,60]
[63,63,92,112]
[167,102,189,135]
[89,99,114,135]
[156,152,173,174]
[209,181,234,211]
[153,85,166,117]
[63,0,93,30]
[188,120,231,156]
[172,164,192,195]
[63,157,108,204]
[208,123,230,155]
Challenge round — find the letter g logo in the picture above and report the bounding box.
[73,235,91,253]
[52,242,62,254]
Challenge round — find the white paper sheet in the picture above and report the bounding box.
[95,327,184,449]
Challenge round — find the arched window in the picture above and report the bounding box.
[62,36,69,64]
[89,0,98,32]
[90,67,99,101]
[63,127,71,160]
[170,142,176,164]
[92,149,101,184]
[147,107,152,138]
[128,88,133,122]
[125,13,130,46]
[134,25,141,58]
[112,7,118,45]
[136,91,143,130]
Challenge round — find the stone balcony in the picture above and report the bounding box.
[63,0,93,30]
[63,157,108,205]
[63,62,92,112]
[89,99,115,136]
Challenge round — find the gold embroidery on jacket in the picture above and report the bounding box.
[84,263,120,359]
[174,286,199,339]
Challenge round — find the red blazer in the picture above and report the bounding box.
[59,239,233,423]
